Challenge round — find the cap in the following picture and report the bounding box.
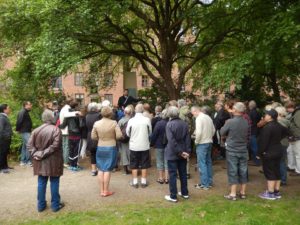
[264,109,278,120]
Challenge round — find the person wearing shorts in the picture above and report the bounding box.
[126,104,152,188]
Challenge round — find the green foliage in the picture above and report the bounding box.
[0,93,42,156]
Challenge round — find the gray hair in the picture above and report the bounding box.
[161,109,168,119]
[178,99,186,108]
[248,100,256,110]
[42,109,55,123]
[201,105,211,115]
[191,105,201,112]
[88,102,98,112]
[135,103,144,113]
[167,106,179,118]
[275,106,287,117]
[96,103,102,111]
[155,105,162,113]
[124,106,133,115]
[233,102,246,113]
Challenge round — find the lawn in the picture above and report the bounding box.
[16,195,300,225]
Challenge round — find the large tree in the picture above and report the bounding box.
[0,0,252,100]
[194,0,300,103]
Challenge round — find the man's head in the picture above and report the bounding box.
[0,104,11,115]
[264,109,278,122]
[248,100,257,110]
[69,100,79,109]
[155,105,162,114]
[167,106,179,119]
[143,103,151,112]
[123,89,129,96]
[232,102,246,115]
[124,106,133,116]
[135,103,144,113]
[191,105,201,118]
[177,99,186,109]
[23,101,32,110]
[214,101,223,111]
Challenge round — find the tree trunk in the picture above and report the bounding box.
[268,73,281,102]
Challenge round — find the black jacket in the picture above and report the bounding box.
[117,95,139,108]
[16,108,32,133]
[248,108,261,136]
[85,111,101,150]
[0,113,13,140]
[213,108,231,130]
[59,109,82,137]
[258,121,288,159]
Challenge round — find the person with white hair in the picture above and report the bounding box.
[191,105,215,191]
[151,109,169,184]
[126,103,152,188]
[86,102,101,176]
[102,100,111,107]
[248,100,261,166]
[164,106,191,202]
[220,102,250,201]
[118,106,133,175]
[28,109,64,212]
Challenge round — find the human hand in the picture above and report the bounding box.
[256,156,260,160]
[181,152,190,159]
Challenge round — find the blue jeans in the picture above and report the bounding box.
[280,146,288,184]
[38,176,61,211]
[167,159,188,199]
[196,143,213,187]
[250,135,260,165]
[20,132,31,163]
[226,151,248,185]
[156,148,168,170]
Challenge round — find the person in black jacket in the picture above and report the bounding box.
[258,109,288,200]
[86,102,101,176]
[0,104,13,173]
[117,89,140,109]
[16,101,33,166]
[213,101,231,159]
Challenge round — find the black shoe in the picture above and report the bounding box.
[38,206,46,213]
[141,182,149,188]
[52,203,65,212]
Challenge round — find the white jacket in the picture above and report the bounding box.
[126,113,152,151]
[59,105,78,135]
[194,113,216,145]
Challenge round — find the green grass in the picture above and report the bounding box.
[12,195,300,225]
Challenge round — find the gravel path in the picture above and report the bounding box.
[0,156,299,223]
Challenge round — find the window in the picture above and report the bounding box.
[181,85,186,93]
[141,75,149,87]
[52,77,62,90]
[75,93,84,106]
[103,72,113,87]
[104,94,113,104]
[74,73,83,86]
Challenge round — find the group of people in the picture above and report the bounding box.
[0,90,299,211]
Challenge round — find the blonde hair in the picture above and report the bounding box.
[275,106,287,117]
[101,106,113,118]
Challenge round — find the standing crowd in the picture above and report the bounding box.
[0,89,300,211]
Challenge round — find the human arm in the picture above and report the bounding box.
[31,128,62,160]
[257,126,271,157]
[194,117,202,144]
[115,122,123,140]
[91,124,98,141]
[16,110,24,131]
[220,120,230,137]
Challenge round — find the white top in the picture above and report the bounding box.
[126,113,152,151]
[59,105,78,135]
[194,113,216,145]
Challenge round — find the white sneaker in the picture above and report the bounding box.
[20,162,26,166]
[164,195,178,203]
[178,192,189,199]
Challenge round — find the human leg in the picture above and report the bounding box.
[50,176,61,211]
[167,160,178,200]
[37,176,48,211]
[177,159,188,196]
[62,135,69,165]
[196,144,210,187]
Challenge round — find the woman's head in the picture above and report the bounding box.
[101,106,113,118]
[42,109,55,124]
[124,106,133,116]
[275,106,287,118]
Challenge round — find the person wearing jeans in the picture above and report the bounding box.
[28,109,64,212]
[16,101,33,165]
[289,104,300,176]
[220,102,250,201]
[191,106,215,190]
[164,106,191,202]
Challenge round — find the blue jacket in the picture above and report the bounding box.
[151,119,168,149]
[165,117,191,161]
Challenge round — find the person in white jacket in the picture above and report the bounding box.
[191,105,215,190]
[59,100,80,167]
[126,103,152,188]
